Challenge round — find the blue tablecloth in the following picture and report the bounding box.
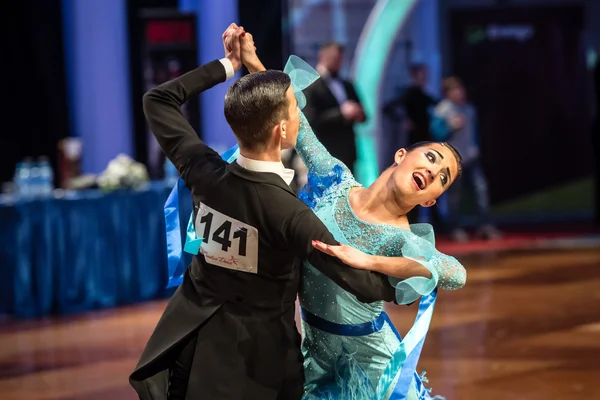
[0,183,187,318]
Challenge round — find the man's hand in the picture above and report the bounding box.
[355,105,366,123]
[311,240,374,271]
[449,114,464,130]
[341,101,365,122]
[222,23,238,53]
[222,24,244,72]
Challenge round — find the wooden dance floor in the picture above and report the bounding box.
[0,248,599,399]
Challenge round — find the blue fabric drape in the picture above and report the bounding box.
[0,183,175,318]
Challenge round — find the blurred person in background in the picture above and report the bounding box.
[432,77,500,241]
[302,42,366,173]
[384,64,437,145]
[384,64,442,228]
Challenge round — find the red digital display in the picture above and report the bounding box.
[146,20,193,44]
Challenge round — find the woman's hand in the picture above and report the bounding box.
[239,33,266,73]
[312,240,432,279]
[311,240,374,270]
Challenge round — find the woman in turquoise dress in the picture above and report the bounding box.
[222,47,466,399]
[295,107,466,399]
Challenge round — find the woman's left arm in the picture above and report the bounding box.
[311,241,466,289]
[311,241,431,279]
[431,251,466,290]
[369,250,466,290]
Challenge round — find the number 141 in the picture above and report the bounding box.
[200,212,248,256]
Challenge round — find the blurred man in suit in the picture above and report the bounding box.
[303,42,365,173]
[384,63,437,145]
[384,64,441,226]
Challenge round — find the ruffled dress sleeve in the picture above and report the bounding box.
[385,227,439,305]
[385,223,466,304]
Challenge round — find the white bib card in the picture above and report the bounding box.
[194,202,259,274]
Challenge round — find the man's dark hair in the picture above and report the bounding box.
[224,70,292,150]
[406,141,463,178]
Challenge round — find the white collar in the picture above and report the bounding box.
[236,154,295,186]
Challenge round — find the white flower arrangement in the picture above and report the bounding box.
[97,154,149,191]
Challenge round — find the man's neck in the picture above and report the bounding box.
[239,147,281,163]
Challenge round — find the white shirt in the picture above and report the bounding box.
[219,58,235,80]
[236,154,295,186]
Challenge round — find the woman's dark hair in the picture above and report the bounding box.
[224,70,292,150]
[406,141,463,178]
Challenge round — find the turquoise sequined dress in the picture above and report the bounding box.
[296,113,466,400]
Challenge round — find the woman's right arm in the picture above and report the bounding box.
[295,112,353,177]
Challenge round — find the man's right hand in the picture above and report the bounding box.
[449,114,464,130]
[341,101,364,122]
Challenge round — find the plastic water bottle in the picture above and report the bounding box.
[29,162,41,197]
[38,156,54,196]
[13,163,27,197]
[164,159,179,187]
[14,159,32,198]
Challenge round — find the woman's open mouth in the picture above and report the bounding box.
[412,172,427,190]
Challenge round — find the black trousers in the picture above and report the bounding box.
[167,323,304,400]
[168,333,197,400]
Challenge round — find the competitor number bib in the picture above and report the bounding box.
[194,202,259,273]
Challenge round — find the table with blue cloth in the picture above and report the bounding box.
[0,182,188,318]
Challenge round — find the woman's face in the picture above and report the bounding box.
[390,143,459,208]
